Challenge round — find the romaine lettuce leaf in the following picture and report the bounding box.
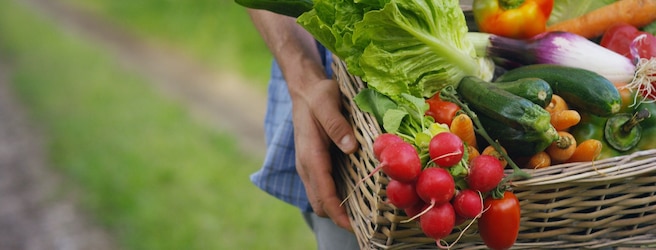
[298,0,493,99]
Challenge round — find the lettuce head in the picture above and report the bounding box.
[297,0,493,99]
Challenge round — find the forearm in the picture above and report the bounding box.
[247,10,356,230]
[247,9,327,98]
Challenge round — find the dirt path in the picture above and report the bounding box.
[0,0,269,249]
[0,62,118,250]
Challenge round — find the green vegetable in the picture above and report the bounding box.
[457,76,555,134]
[547,0,617,26]
[439,86,531,181]
[353,88,397,126]
[571,103,653,159]
[570,113,621,159]
[637,127,656,151]
[477,114,558,157]
[604,109,649,152]
[456,76,558,157]
[297,0,494,100]
[606,89,656,152]
[636,101,656,128]
[492,78,553,108]
[234,0,313,17]
[495,64,622,117]
[635,101,656,151]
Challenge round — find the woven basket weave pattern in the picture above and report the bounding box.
[332,57,656,249]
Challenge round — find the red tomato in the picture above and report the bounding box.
[600,23,656,61]
[425,93,460,126]
[601,24,656,100]
[478,191,521,250]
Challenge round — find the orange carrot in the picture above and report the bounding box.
[450,113,477,149]
[546,131,577,163]
[550,109,581,131]
[466,144,480,163]
[482,145,508,168]
[546,0,656,39]
[526,151,551,169]
[545,94,568,115]
[566,139,603,163]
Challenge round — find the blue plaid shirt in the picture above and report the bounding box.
[250,44,333,212]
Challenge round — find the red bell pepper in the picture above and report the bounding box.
[472,0,554,39]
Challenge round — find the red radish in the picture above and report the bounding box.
[378,141,422,182]
[420,202,455,241]
[386,179,420,209]
[451,189,484,219]
[467,155,505,193]
[416,167,455,205]
[404,201,428,219]
[373,133,404,159]
[454,214,467,226]
[342,140,422,205]
[429,132,464,167]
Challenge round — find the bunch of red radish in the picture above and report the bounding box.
[373,132,506,246]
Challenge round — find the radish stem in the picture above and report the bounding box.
[439,86,531,186]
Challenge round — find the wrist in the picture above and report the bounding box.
[284,59,329,100]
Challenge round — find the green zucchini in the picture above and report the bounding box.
[495,64,621,117]
[234,0,313,17]
[478,114,559,157]
[492,78,553,108]
[457,76,553,134]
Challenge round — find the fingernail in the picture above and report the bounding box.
[340,135,357,153]
[340,135,353,148]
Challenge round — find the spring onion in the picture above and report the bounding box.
[467,31,636,83]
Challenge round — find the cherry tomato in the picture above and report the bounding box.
[600,23,656,61]
[478,191,520,250]
[425,93,460,126]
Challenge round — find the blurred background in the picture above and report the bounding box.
[0,0,316,249]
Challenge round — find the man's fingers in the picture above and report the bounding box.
[319,192,352,230]
[313,81,358,154]
[309,159,352,230]
[298,141,352,230]
[319,111,357,154]
[292,78,356,231]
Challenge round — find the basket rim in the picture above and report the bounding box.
[511,148,656,186]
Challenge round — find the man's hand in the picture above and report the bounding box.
[247,9,359,230]
[291,78,358,230]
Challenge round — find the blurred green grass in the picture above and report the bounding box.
[65,0,273,88]
[0,1,313,249]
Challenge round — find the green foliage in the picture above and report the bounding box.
[298,0,493,99]
[65,0,273,87]
[0,1,313,249]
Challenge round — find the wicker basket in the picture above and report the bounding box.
[332,56,656,249]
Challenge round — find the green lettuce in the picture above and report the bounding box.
[297,0,493,99]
